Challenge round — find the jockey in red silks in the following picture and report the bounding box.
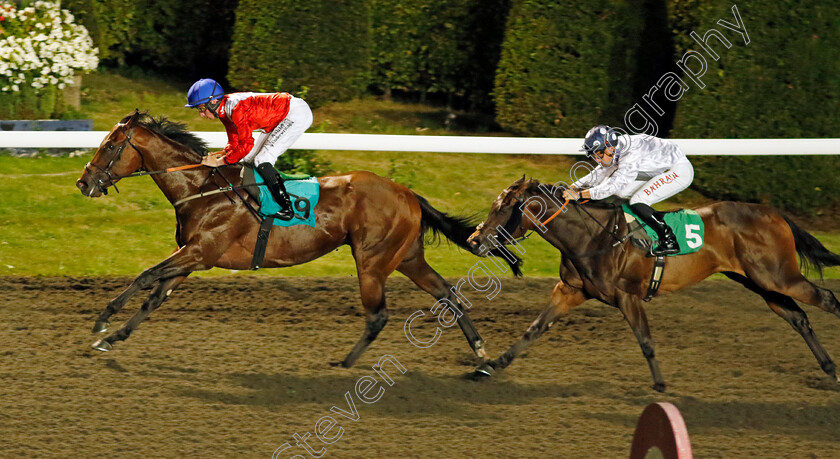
[562,125,694,256]
[185,78,313,220]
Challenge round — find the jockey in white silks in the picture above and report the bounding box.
[562,125,694,256]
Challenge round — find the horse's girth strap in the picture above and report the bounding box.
[644,256,666,302]
[251,216,275,270]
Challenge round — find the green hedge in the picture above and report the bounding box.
[369,0,509,110]
[0,86,62,120]
[494,0,646,137]
[227,0,369,108]
[63,0,238,79]
[690,155,840,214]
[669,2,840,213]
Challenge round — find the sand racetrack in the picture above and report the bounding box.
[1,275,839,458]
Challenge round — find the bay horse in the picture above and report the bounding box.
[75,110,521,368]
[466,176,840,391]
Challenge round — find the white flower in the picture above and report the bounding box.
[0,1,98,94]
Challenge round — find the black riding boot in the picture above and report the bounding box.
[630,202,680,256]
[256,162,294,221]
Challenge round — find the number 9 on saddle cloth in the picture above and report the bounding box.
[240,164,320,228]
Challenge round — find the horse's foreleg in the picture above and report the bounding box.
[398,253,487,360]
[92,283,145,333]
[616,293,666,392]
[91,247,196,334]
[474,281,586,378]
[90,241,220,351]
[92,275,188,351]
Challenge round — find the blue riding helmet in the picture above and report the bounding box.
[581,125,618,157]
[185,78,224,107]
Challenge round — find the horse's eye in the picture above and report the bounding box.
[107,144,114,150]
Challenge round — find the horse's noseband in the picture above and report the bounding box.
[87,125,141,195]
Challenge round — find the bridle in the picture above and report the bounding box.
[81,122,264,223]
[481,185,629,258]
[473,191,532,249]
[84,124,142,196]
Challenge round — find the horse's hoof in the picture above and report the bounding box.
[472,362,496,379]
[652,382,667,393]
[91,339,112,352]
[92,320,110,334]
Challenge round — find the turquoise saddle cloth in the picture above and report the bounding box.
[252,170,320,228]
[622,204,705,255]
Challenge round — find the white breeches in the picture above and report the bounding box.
[243,96,313,165]
[619,160,695,205]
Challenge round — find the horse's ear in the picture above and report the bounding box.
[118,109,141,128]
[511,175,526,188]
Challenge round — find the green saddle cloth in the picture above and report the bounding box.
[622,204,705,255]
[253,169,320,228]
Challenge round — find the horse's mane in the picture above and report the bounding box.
[133,113,209,156]
[522,179,626,209]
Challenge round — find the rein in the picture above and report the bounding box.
[121,163,204,178]
[87,124,261,220]
[499,190,629,258]
[539,198,572,227]
[173,172,264,223]
[572,201,625,245]
[86,123,205,195]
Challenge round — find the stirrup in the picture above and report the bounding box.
[650,239,680,256]
[272,206,294,221]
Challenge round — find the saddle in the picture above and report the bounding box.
[239,164,319,226]
[238,164,321,270]
[621,204,704,302]
[622,204,705,256]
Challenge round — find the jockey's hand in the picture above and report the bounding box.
[201,153,227,167]
[562,188,581,201]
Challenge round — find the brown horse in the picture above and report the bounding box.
[466,177,840,391]
[75,110,521,367]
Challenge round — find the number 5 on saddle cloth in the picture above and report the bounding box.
[622,204,705,256]
[622,204,705,301]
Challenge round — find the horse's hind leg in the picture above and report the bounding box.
[474,280,587,378]
[615,292,666,392]
[725,273,837,381]
[767,294,837,381]
[334,271,389,368]
[776,277,840,320]
[397,250,487,360]
[739,244,840,318]
[92,275,188,351]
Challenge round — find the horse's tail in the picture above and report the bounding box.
[783,215,840,278]
[413,193,523,276]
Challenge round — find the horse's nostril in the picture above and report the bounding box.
[76,179,85,190]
